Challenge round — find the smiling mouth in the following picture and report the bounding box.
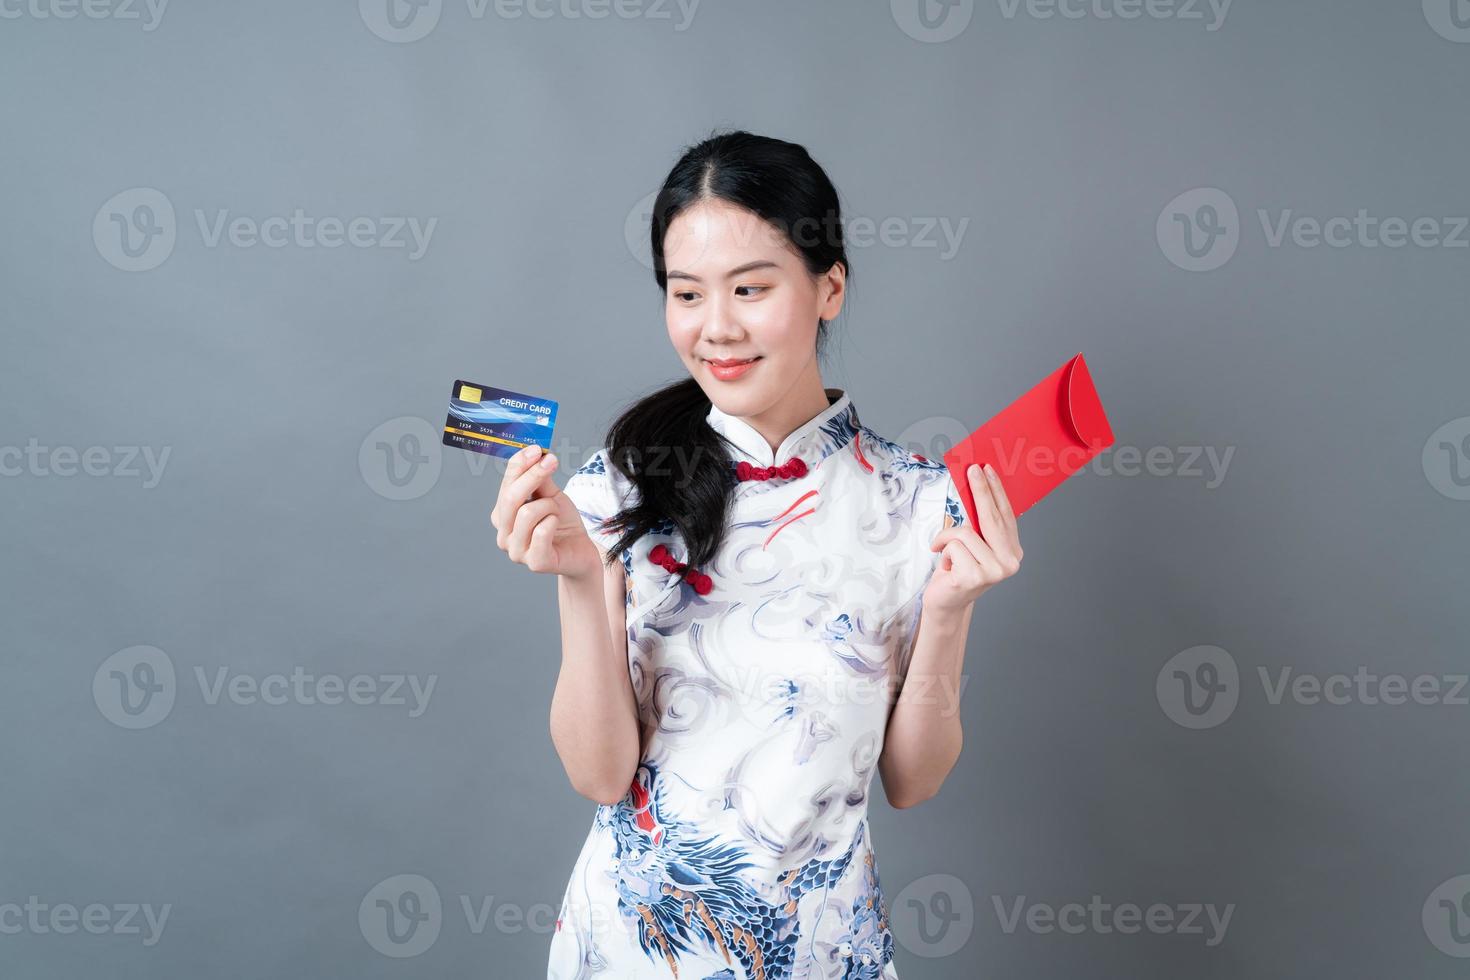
[705,357,761,366]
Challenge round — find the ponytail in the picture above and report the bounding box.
[598,377,731,569]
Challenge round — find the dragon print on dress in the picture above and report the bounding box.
[593,761,887,980]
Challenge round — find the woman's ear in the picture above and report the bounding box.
[817,261,846,320]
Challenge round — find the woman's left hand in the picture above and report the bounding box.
[923,462,1024,613]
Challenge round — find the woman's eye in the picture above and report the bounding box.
[674,291,698,303]
[735,285,766,297]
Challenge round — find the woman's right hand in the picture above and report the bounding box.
[491,444,602,581]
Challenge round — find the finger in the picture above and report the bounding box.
[939,537,1003,590]
[968,463,1004,546]
[508,496,559,563]
[929,519,996,567]
[497,444,546,501]
[982,463,1023,560]
[511,449,559,503]
[985,462,1016,523]
[492,445,543,528]
[929,493,1020,581]
[523,513,559,572]
[928,522,994,555]
[945,525,1006,578]
[938,536,979,575]
[493,447,558,539]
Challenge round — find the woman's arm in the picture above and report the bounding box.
[490,444,641,807]
[549,558,641,805]
[878,599,973,808]
[879,462,1022,809]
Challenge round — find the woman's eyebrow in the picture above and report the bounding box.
[666,260,779,283]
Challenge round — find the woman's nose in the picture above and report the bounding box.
[702,320,745,345]
[699,295,745,343]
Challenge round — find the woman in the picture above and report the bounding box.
[492,130,1022,979]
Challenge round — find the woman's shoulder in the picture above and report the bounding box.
[854,424,946,475]
[566,447,638,503]
[563,448,665,571]
[563,447,644,532]
[568,446,612,482]
[853,425,967,532]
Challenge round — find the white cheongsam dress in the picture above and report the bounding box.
[548,387,968,980]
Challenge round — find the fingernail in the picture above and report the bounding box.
[540,454,556,469]
[525,444,542,459]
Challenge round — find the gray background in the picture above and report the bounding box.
[3,0,1468,976]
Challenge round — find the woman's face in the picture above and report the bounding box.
[663,199,845,419]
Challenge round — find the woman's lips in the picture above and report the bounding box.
[706,356,761,381]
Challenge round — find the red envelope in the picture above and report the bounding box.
[942,353,1114,535]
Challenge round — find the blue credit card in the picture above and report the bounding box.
[442,380,558,459]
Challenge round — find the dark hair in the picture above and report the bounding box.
[596,129,851,569]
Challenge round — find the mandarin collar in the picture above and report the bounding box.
[705,387,859,470]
